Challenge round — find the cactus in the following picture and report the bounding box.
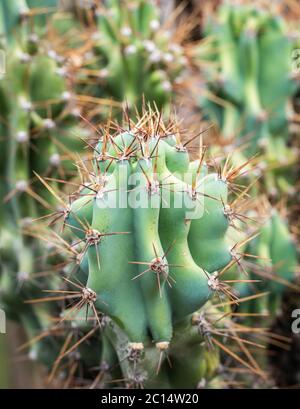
[0,0,61,43]
[0,1,190,387]
[64,112,233,343]
[192,3,299,325]
[75,0,188,114]
[8,107,269,388]
[0,0,296,390]
[0,1,90,363]
[236,204,298,316]
[195,2,299,197]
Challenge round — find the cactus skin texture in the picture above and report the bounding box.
[196,3,298,197]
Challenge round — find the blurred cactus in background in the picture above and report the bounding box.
[17,108,270,388]
[71,0,188,115]
[0,0,191,348]
[195,2,299,197]
[233,201,298,318]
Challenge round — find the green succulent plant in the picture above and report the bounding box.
[0,0,297,390]
[236,207,298,316]
[192,2,299,332]
[11,108,262,388]
[75,0,188,114]
[0,0,88,373]
[196,2,299,197]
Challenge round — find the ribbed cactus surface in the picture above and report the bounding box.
[16,109,256,388]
